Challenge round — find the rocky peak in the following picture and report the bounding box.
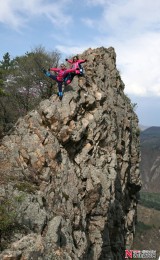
[0,46,141,260]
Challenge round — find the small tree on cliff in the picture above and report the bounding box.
[10,46,61,114]
[0,52,16,137]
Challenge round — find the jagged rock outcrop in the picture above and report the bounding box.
[0,47,141,260]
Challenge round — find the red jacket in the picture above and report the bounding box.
[50,68,76,81]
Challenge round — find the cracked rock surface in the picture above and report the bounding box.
[0,46,141,260]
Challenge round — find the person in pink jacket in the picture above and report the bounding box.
[43,64,78,98]
[65,55,87,84]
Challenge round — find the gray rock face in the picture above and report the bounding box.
[0,46,141,260]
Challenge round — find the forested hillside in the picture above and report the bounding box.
[133,127,160,259]
[0,47,60,139]
[140,126,160,192]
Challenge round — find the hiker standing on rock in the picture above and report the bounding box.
[42,64,78,99]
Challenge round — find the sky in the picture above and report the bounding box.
[0,0,160,127]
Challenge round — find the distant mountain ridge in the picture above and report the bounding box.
[140,126,160,192]
[141,125,160,133]
[139,124,150,131]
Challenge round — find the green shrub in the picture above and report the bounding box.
[14,181,36,193]
[0,199,16,232]
[0,194,25,250]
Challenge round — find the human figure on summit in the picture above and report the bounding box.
[43,64,78,99]
[65,56,87,84]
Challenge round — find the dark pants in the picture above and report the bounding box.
[48,74,63,92]
[64,71,83,84]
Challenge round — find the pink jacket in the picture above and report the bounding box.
[67,59,86,71]
[50,68,76,81]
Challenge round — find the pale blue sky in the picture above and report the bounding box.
[1,0,160,126]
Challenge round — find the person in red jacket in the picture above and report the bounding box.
[43,64,78,98]
[65,56,87,84]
